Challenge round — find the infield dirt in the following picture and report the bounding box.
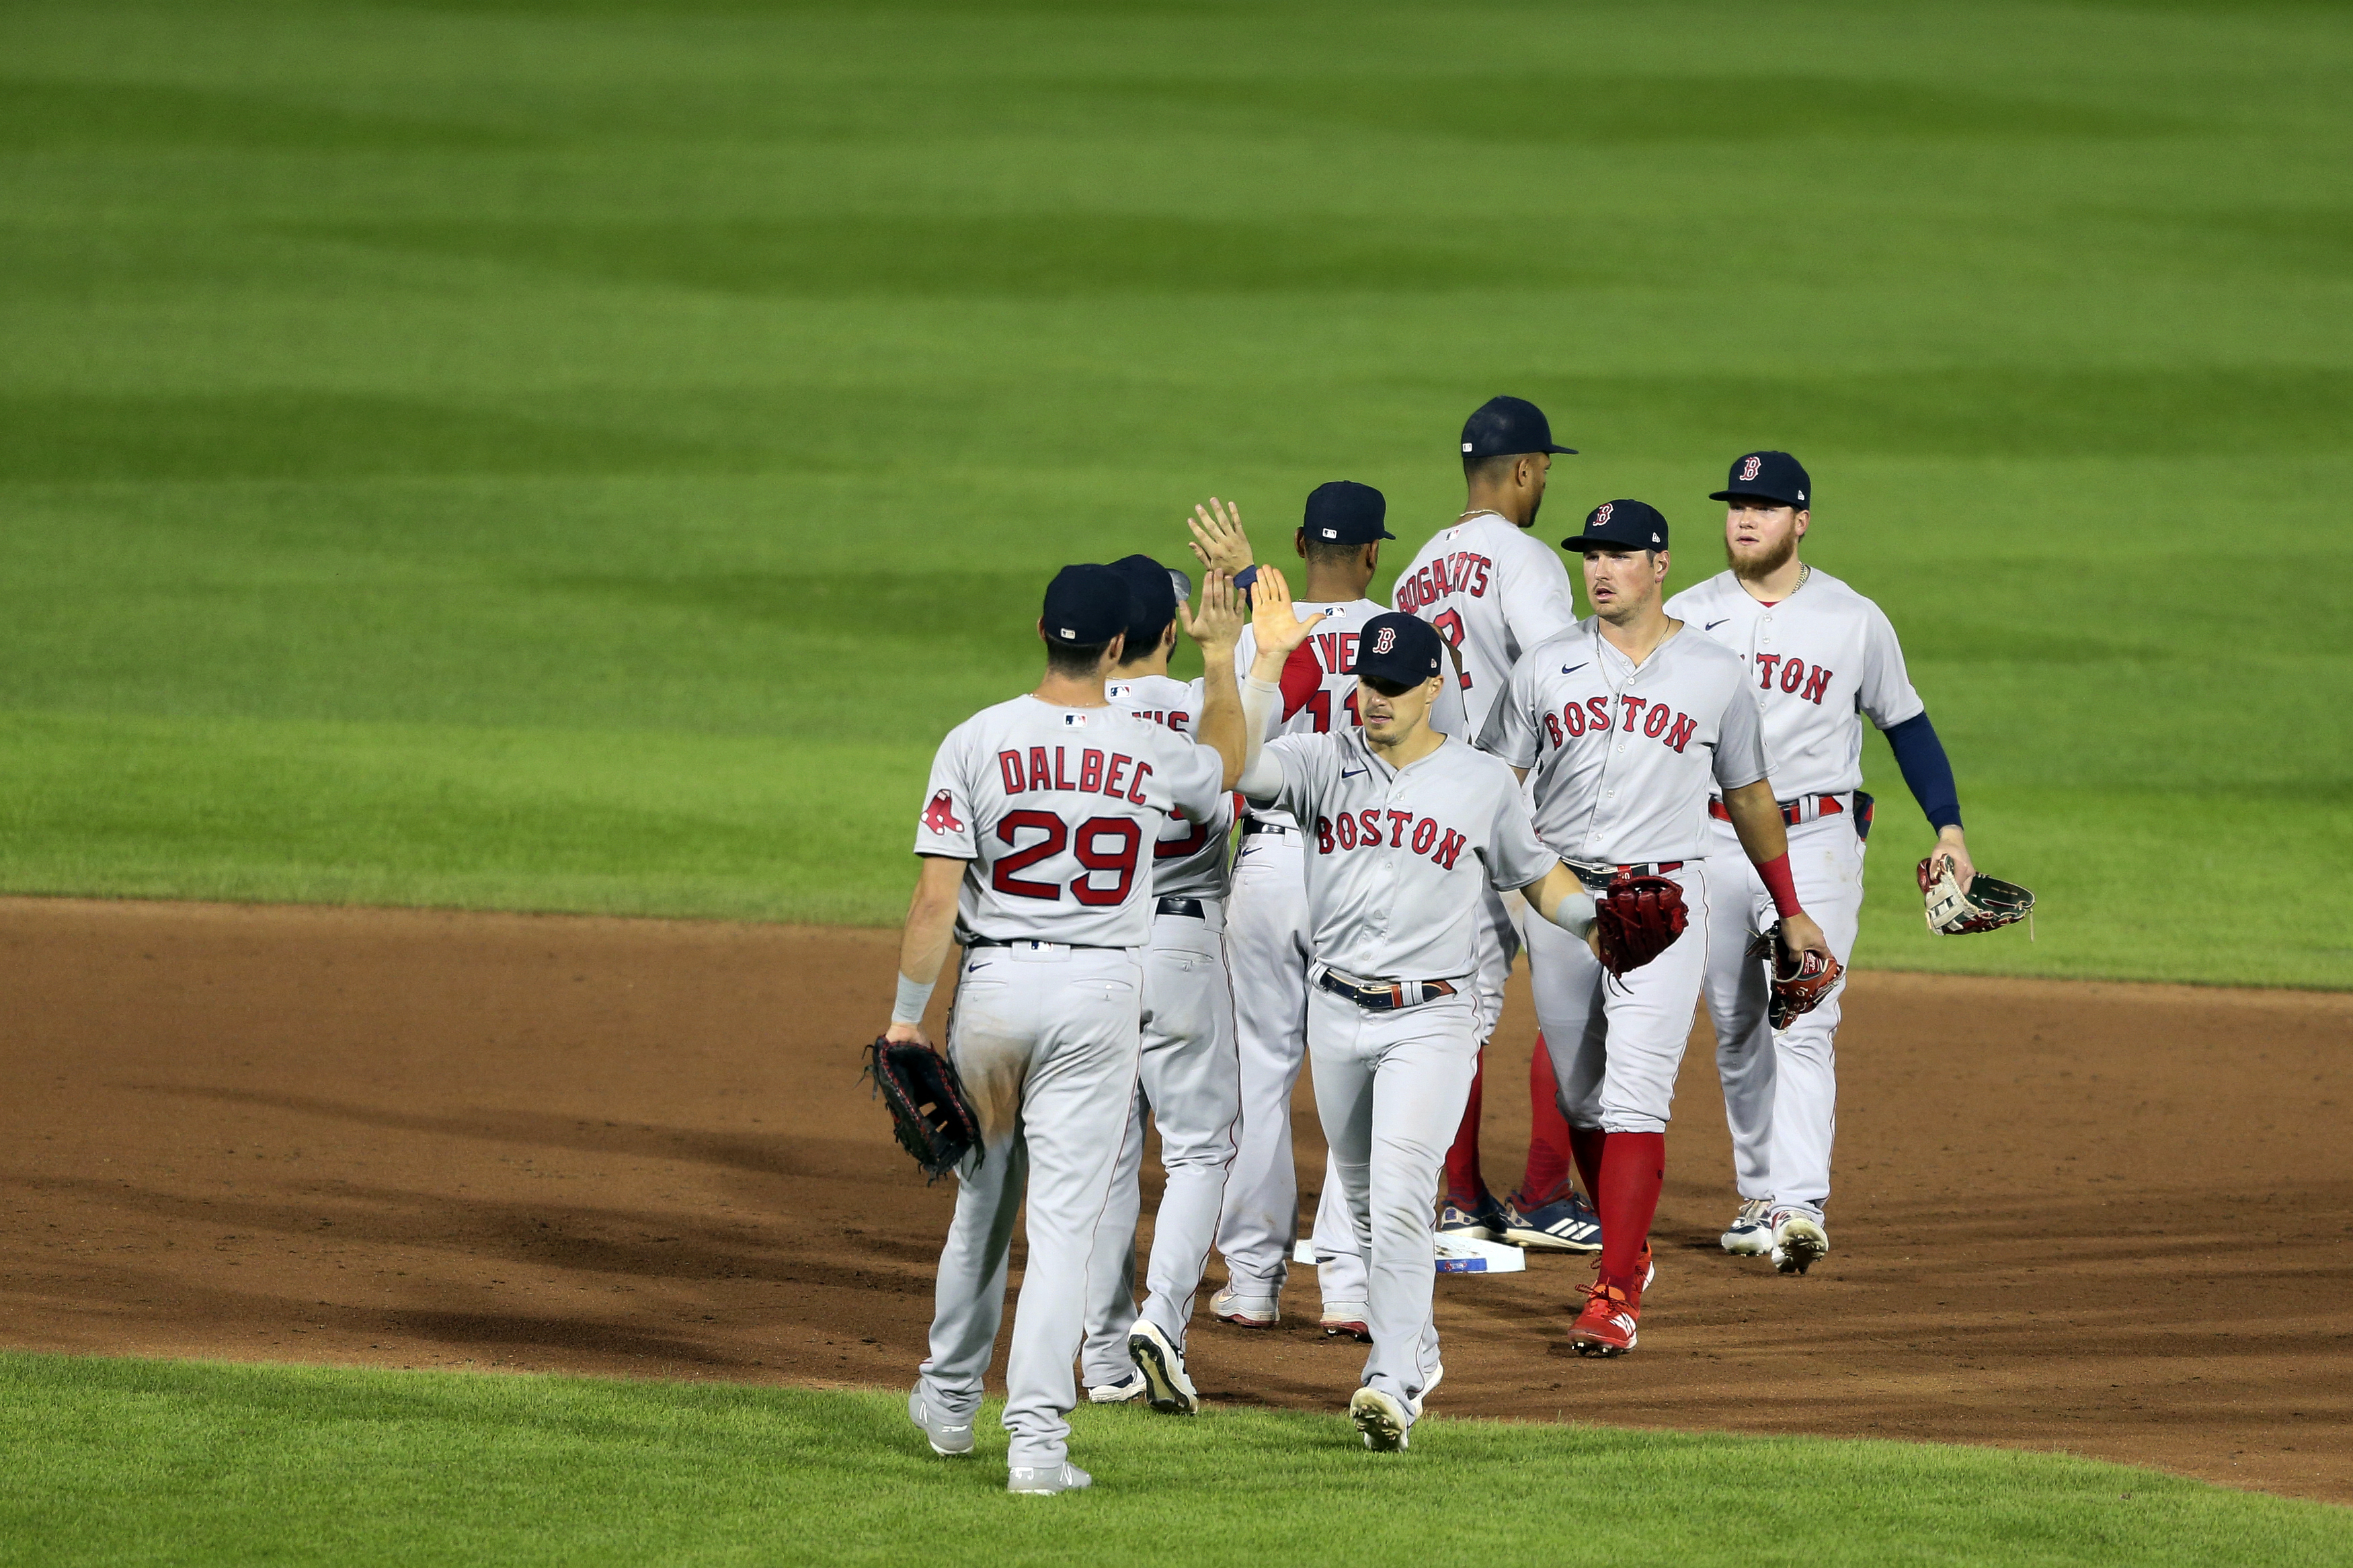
[4,898,2347,1502]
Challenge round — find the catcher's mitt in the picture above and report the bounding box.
[1917,857,2036,937]
[1591,871,1687,978]
[863,1037,982,1183]
[1767,923,1843,1030]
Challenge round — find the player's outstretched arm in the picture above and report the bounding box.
[885,854,967,1046]
[1720,780,1833,963]
[1523,862,1602,958]
[1185,496,1253,577]
[1245,565,1326,684]
[1183,570,1250,789]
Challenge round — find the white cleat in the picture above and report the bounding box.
[1086,1369,1148,1404]
[906,1386,974,1456]
[1720,1197,1776,1255]
[1008,1462,1092,1496]
[1211,1284,1279,1327]
[1349,1387,1411,1452]
[1128,1321,1199,1415]
[1409,1360,1443,1418]
[1771,1211,1830,1275]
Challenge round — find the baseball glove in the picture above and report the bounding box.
[1591,871,1687,978]
[1917,857,2037,937]
[863,1037,982,1183]
[1767,923,1843,1030]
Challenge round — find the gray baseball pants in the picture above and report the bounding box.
[1307,981,1475,1423]
[915,942,1142,1471]
[1081,901,1241,1382]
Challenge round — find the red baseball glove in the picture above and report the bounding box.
[1591,871,1687,978]
[1767,923,1843,1030]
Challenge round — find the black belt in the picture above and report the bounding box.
[1240,820,1292,837]
[965,936,1117,951]
[1316,970,1458,1012]
[1154,897,1205,919]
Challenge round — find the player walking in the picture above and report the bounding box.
[1666,453,1976,1273]
[892,563,1245,1495]
[1392,396,1596,1253]
[1231,569,1612,1450]
[1479,499,1834,1356]
[1077,554,1242,1416]
[1189,485,1400,1338]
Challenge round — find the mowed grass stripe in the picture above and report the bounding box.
[1,1354,2345,1568]
[0,1,2346,984]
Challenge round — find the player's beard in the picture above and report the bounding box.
[1726,530,1795,577]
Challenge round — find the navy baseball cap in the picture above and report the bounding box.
[1710,450,1810,508]
[1302,480,1393,543]
[1355,612,1445,687]
[1041,563,1131,647]
[1107,553,1179,647]
[1461,395,1577,459]
[1561,498,1669,552]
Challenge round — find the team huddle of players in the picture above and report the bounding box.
[885,395,1974,1493]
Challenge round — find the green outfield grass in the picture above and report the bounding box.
[1,1,2348,985]
[3,1354,2345,1568]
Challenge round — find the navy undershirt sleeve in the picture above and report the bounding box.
[1882,710,1962,829]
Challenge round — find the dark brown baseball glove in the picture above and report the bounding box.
[1591,871,1687,978]
[863,1037,981,1183]
[1767,923,1843,1030]
[1917,857,2037,936]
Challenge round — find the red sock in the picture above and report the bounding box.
[1442,1052,1486,1207]
[1515,1034,1574,1206]
[1595,1130,1667,1289]
[1568,1125,1607,1206]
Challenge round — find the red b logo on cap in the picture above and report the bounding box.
[1371,626,1397,655]
[1593,502,1614,526]
[1739,454,1763,483]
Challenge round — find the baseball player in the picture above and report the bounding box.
[1077,554,1241,1416]
[1392,395,1595,1252]
[1479,499,1834,1356]
[1666,452,1975,1273]
[1229,570,1611,1449]
[1189,485,1407,1339]
[893,563,1246,1495]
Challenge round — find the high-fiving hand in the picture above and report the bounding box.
[1246,565,1326,682]
[1186,497,1253,577]
[1179,569,1244,655]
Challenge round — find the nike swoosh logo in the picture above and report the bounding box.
[1559,662,1587,675]
[1705,619,1729,630]
[1342,768,1367,778]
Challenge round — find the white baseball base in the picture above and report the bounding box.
[1291,1236,1526,1275]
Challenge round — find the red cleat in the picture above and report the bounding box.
[1569,1280,1639,1357]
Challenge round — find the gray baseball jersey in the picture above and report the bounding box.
[1247,731,1555,981]
[915,694,1228,946]
[1478,620,1768,865]
[1392,511,1579,742]
[1106,673,1234,903]
[1663,568,1925,798]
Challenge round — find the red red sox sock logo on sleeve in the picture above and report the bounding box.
[922,790,963,834]
[1313,809,1470,867]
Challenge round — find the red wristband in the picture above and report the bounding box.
[1755,852,1802,919]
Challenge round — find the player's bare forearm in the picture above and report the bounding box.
[887,856,966,1044]
[1523,862,1603,958]
[1720,779,1790,864]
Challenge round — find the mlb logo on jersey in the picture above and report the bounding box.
[1062,712,1090,728]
